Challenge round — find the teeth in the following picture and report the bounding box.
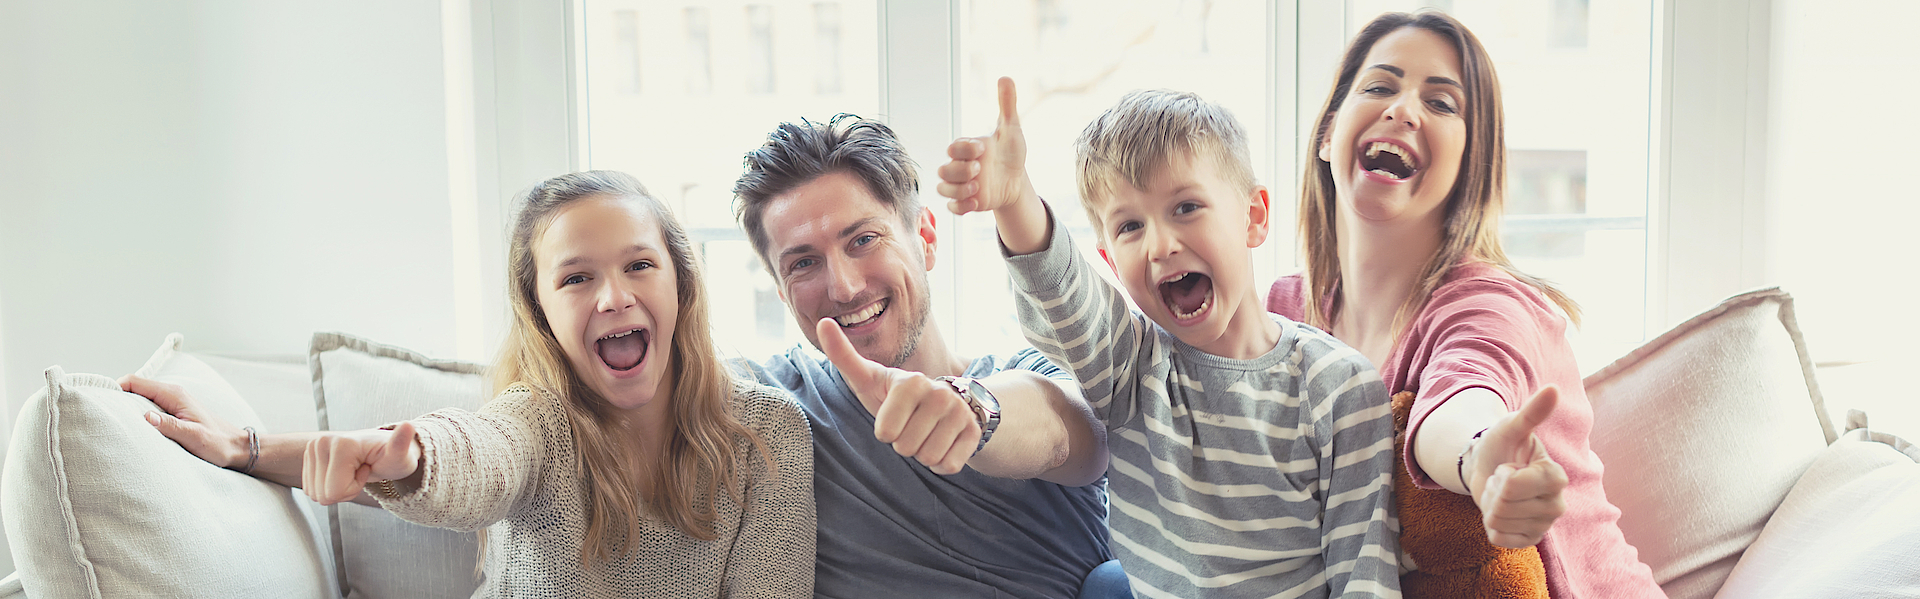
[600,329,638,341]
[1175,296,1211,320]
[1365,141,1416,173]
[834,301,886,327]
[1370,168,1400,179]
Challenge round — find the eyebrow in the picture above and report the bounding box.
[1366,63,1462,89]
[555,244,652,270]
[775,216,887,262]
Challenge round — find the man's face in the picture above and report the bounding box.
[758,171,938,368]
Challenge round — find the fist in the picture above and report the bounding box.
[815,318,982,474]
[1468,386,1570,548]
[938,76,1034,215]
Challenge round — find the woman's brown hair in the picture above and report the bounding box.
[1299,11,1580,334]
[493,170,773,565]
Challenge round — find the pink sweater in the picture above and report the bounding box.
[1268,265,1660,599]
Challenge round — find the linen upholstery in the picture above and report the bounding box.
[1712,426,1920,598]
[310,332,488,599]
[1,334,334,598]
[1582,287,1831,599]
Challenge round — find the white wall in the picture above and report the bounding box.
[0,1,472,576]
[1763,0,1920,434]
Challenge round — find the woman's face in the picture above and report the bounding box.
[531,195,680,413]
[1320,27,1468,227]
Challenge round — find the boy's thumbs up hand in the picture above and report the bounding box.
[1467,386,1570,548]
[816,318,983,475]
[939,76,1036,215]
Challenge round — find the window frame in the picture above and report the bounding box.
[474,0,1772,367]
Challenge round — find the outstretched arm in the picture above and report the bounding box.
[939,77,1051,256]
[122,374,390,507]
[816,318,1105,485]
[1411,385,1569,548]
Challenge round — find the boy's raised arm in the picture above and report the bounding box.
[939,77,1051,255]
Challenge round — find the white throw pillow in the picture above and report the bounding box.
[1712,427,1920,598]
[311,332,488,599]
[1,334,336,598]
[1582,287,1833,599]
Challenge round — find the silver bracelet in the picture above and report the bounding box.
[239,426,261,475]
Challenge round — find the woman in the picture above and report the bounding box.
[126,171,814,597]
[1267,11,1662,598]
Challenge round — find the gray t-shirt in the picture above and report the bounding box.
[734,346,1113,599]
[1004,215,1400,598]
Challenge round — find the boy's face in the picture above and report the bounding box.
[1093,150,1273,358]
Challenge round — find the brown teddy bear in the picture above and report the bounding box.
[1390,391,1549,598]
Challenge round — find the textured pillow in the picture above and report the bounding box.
[1,334,335,598]
[1582,287,1833,599]
[1710,426,1920,598]
[311,331,488,599]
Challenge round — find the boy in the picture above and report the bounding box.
[939,78,1400,598]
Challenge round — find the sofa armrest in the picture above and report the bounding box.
[0,571,27,599]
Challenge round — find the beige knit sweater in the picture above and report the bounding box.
[373,379,815,598]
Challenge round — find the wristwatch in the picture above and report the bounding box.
[937,376,1002,454]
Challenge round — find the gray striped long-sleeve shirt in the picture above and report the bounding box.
[1004,217,1400,599]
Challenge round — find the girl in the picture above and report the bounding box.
[1267,11,1663,598]
[128,170,814,597]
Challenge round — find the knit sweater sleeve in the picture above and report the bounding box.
[371,384,560,532]
[723,382,817,598]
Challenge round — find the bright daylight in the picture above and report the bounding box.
[1,1,1916,598]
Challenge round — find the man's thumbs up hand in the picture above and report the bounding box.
[816,318,982,475]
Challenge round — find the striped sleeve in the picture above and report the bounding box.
[1301,333,1401,597]
[1002,208,1152,430]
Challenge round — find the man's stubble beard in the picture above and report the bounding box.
[886,269,933,369]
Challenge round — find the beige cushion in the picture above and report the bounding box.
[1583,287,1833,599]
[1,334,335,598]
[311,331,488,599]
[1712,426,1920,598]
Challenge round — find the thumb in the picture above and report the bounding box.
[1494,386,1560,464]
[387,421,417,457]
[815,318,889,413]
[996,77,1021,130]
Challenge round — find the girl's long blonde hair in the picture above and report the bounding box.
[1300,11,1581,335]
[493,170,773,566]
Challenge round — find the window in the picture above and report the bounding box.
[948,0,1275,359]
[579,1,1654,370]
[582,0,881,359]
[1348,0,1654,370]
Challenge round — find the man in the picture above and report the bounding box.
[728,114,1121,599]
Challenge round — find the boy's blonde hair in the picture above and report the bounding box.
[1074,89,1258,240]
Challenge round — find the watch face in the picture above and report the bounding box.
[963,378,1000,414]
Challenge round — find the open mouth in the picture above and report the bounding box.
[834,299,888,329]
[595,328,649,372]
[1158,272,1214,321]
[1359,141,1418,181]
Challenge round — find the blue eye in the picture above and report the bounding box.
[1115,221,1141,235]
[789,257,816,272]
[1175,201,1201,215]
[629,260,654,271]
[853,233,877,247]
[563,274,588,286]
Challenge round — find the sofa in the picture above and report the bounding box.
[1,288,1916,598]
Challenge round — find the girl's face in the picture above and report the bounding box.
[1320,27,1468,227]
[532,195,680,413]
